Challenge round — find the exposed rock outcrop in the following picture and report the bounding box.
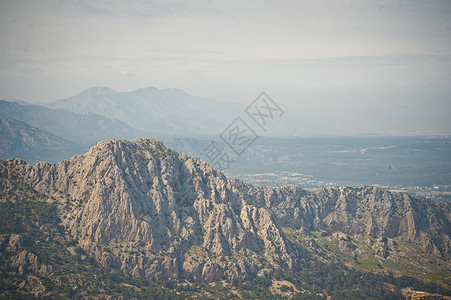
[0,138,449,281]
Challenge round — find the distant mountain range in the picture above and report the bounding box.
[0,100,142,144]
[0,115,80,163]
[49,86,244,135]
[0,86,247,164]
[0,138,449,298]
[0,86,248,164]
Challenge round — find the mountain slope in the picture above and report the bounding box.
[49,87,244,135]
[25,139,294,281]
[0,138,450,298]
[0,100,142,143]
[243,183,451,255]
[0,115,81,164]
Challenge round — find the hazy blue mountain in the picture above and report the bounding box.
[48,86,244,135]
[0,115,82,164]
[0,100,143,143]
[6,99,32,106]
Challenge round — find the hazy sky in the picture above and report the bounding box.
[1,0,451,135]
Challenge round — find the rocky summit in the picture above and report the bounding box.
[0,138,450,298]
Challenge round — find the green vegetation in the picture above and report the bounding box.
[0,153,450,299]
[283,228,451,294]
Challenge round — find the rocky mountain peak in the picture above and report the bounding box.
[1,138,449,284]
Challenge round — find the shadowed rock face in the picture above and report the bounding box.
[0,100,140,144]
[0,115,77,164]
[1,138,450,281]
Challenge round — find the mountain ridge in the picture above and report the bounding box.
[0,115,79,164]
[4,139,451,271]
[0,138,450,297]
[48,87,244,135]
[0,100,142,143]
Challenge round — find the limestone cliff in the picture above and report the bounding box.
[1,138,449,283]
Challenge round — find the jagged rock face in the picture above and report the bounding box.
[21,139,292,281]
[233,181,450,256]
[1,138,450,281]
